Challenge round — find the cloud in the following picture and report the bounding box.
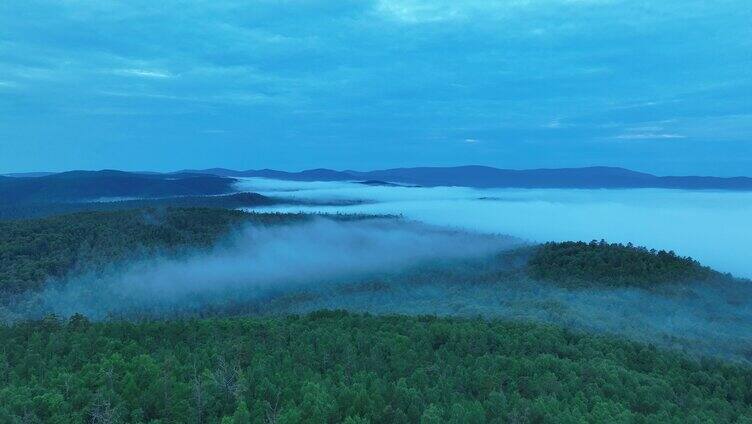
[375,0,467,23]
[114,69,174,78]
[238,178,752,278]
[608,124,688,140]
[614,133,686,140]
[544,118,569,129]
[96,88,292,107]
[373,0,620,24]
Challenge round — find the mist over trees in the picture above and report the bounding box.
[3,0,750,419]
[1,207,751,422]
[0,208,297,293]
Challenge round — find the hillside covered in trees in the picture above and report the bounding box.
[1,208,751,422]
[0,192,279,221]
[0,170,297,221]
[2,311,751,423]
[0,170,236,204]
[0,208,308,294]
[528,241,717,288]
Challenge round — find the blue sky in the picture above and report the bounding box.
[1,0,750,175]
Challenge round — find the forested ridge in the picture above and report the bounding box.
[0,171,235,204]
[0,208,307,294]
[0,192,278,221]
[0,208,390,295]
[1,311,751,423]
[528,241,717,287]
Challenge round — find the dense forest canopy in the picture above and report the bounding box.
[528,241,717,287]
[1,311,751,423]
[0,207,750,421]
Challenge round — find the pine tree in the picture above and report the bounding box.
[232,400,251,424]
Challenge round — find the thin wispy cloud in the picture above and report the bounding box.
[114,69,174,79]
[97,89,288,107]
[615,133,687,140]
[544,118,569,129]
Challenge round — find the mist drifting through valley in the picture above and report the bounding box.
[13,218,515,320]
[5,178,752,363]
[11,211,750,362]
[238,178,752,279]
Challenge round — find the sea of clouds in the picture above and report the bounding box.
[237,178,752,278]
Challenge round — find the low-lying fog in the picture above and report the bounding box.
[238,178,752,278]
[5,210,750,362]
[11,218,514,320]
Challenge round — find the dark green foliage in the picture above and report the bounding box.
[0,208,307,294]
[0,192,279,221]
[528,240,716,287]
[0,170,235,204]
[0,311,750,423]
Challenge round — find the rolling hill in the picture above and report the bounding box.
[0,170,237,204]
[0,192,280,221]
[1,209,751,423]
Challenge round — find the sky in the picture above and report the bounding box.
[0,0,750,175]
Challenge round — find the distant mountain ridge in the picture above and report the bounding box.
[179,166,752,190]
[0,170,236,204]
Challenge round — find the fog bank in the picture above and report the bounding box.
[14,218,514,320]
[237,178,752,278]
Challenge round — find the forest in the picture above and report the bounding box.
[2,311,751,423]
[1,207,751,422]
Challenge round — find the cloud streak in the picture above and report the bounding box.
[115,69,174,79]
[615,133,686,140]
